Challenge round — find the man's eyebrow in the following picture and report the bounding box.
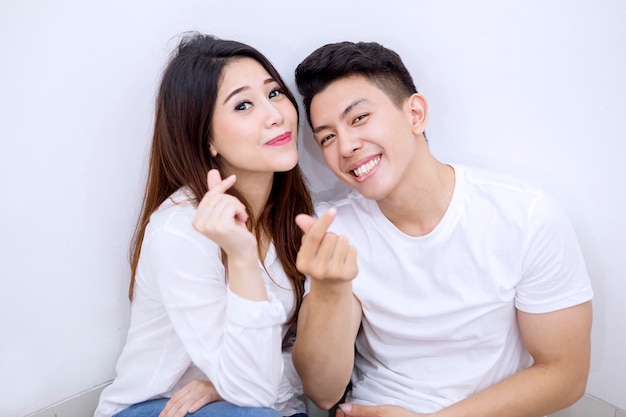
[312,99,368,134]
[223,78,276,104]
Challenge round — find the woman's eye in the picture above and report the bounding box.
[236,102,252,111]
[269,89,281,99]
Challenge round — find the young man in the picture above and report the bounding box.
[293,41,593,417]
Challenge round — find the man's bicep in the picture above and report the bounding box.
[350,294,363,339]
[517,301,592,369]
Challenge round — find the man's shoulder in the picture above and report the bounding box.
[315,189,367,213]
[456,163,543,193]
[453,163,567,229]
[454,163,552,208]
[314,189,375,234]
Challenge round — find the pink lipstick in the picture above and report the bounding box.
[266,132,292,146]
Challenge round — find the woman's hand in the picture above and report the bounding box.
[193,169,256,256]
[158,380,223,417]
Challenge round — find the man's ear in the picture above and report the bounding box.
[408,93,428,135]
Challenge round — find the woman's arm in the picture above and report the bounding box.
[147,223,286,407]
[145,171,286,407]
[159,380,223,417]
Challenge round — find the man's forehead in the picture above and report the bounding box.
[310,78,381,124]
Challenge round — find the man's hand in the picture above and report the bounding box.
[158,380,223,417]
[336,403,428,417]
[292,208,361,408]
[295,208,358,283]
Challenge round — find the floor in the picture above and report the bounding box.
[306,395,626,417]
[25,388,625,417]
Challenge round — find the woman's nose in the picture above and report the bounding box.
[265,101,285,128]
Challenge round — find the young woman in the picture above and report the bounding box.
[94,32,312,417]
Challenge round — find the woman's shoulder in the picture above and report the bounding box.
[145,188,212,247]
[150,187,195,220]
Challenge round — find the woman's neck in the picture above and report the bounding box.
[240,174,273,220]
[220,169,273,220]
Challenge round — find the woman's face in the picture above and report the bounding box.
[211,57,298,180]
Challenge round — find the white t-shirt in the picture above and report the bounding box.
[315,164,593,413]
[95,188,305,417]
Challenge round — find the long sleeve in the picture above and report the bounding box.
[94,195,304,417]
[139,205,287,407]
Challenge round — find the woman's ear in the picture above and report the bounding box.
[408,93,428,135]
[209,144,218,157]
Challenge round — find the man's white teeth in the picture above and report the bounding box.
[352,156,381,177]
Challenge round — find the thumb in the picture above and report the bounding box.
[206,169,236,193]
[295,207,337,234]
[339,403,373,417]
[207,169,223,189]
[295,213,317,233]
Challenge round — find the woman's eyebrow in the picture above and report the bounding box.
[223,86,249,104]
[223,78,276,104]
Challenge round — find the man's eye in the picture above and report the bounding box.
[269,89,282,99]
[353,114,367,123]
[320,134,335,146]
[236,102,252,111]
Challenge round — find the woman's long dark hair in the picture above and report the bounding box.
[129,32,313,323]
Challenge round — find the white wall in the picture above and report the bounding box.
[1,1,624,415]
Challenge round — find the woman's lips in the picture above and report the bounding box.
[266,132,292,146]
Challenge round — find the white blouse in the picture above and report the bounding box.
[94,188,304,417]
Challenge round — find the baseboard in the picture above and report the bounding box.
[549,394,625,417]
[24,388,626,417]
[25,383,110,417]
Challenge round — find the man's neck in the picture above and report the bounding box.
[377,161,455,237]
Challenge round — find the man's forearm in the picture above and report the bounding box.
[293,287,360,410]
[433,361,587,417]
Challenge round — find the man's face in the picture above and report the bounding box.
[309,75,424,201]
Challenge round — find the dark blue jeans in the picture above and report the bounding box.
[113,398,307,417]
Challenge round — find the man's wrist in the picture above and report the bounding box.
[309,279,353,299]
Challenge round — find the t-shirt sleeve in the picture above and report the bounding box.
[515,193,593,313]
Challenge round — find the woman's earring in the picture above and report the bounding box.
[209,145,218,157]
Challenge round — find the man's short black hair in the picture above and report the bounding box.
[295,41,418,127]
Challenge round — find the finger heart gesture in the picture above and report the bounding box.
[295,208,358,282]
[192,169,256,256]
